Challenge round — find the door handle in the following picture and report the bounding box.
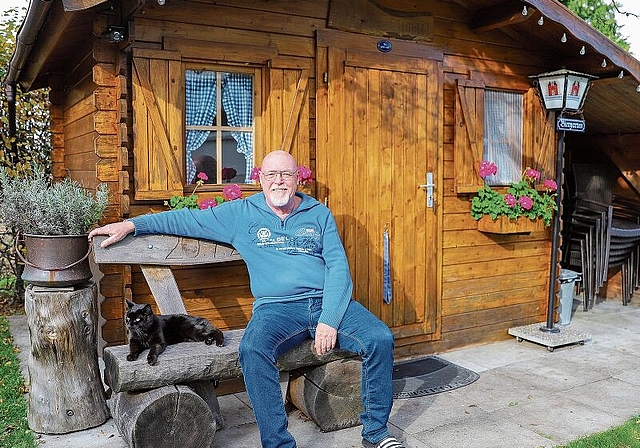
[418,172,435,208]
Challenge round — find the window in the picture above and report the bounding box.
[483,90,523,186]
[454,79,554,194]
[185,68,255,185]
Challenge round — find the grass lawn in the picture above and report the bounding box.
[557,417,640,447]
[0,316,36,448]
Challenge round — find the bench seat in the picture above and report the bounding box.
[104,329,356,393]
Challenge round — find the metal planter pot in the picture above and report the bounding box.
[18,234,92,287]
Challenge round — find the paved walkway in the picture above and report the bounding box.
[9,296,640,447]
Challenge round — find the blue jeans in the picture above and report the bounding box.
[239,298,395,448]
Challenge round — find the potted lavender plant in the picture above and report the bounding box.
[0,167,109,286]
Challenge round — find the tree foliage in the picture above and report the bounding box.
[558,0,631,50]
[1,7,51,175]
[0,7,52,304]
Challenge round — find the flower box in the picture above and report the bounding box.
[477,215,546,234]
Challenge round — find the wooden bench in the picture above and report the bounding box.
[93,234,363,447]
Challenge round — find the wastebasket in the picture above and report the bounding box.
[558,269,580,325]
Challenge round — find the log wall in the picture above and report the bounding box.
[100,0,326,344]
[80,0,556,350]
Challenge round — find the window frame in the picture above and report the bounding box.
[183,62,262,189]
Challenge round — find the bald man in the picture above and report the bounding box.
[90,150,402,448]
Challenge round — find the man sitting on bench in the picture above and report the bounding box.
[89,150,403,448]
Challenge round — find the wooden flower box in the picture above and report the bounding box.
[477,215,547,234]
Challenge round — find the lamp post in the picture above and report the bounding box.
[530,69,596,333]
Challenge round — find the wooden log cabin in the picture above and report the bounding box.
[6,0,640,360]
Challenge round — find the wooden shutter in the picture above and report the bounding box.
[262,63,310,165]
[454,79,485,193]
[132,49,184,200]
[524,88,556,180]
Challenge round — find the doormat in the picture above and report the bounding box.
[392,355,479,399]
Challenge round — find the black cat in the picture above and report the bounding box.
[124,299,224,366]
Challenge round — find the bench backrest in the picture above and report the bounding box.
[92,234,243,314]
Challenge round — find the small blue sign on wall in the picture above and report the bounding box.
[377,40,392,53]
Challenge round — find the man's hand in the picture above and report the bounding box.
[314,322,337,355]
[88,221,135,248]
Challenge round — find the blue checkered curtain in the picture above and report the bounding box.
[222,73,254,182]
[186,70,217,183]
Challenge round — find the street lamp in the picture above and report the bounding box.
[530,69,596,333]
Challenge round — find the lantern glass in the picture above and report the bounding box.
[531,69,596,112]
[538,74,567,110]
[565,74,589,111]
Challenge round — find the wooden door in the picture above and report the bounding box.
[316,31,442,341]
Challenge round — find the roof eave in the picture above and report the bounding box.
[523,0,640,83]
[3,0,110,90]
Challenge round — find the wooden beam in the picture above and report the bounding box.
[471,3,536,32]
[601,141,640,196]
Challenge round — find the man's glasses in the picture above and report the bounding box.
[261,170,298,181]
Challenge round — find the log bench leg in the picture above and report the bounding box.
[188,380,224,429]
[25,283,109,434]
[288,357,363,432]
[111,384,219,448]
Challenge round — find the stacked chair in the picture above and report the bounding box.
[562,164,640,309]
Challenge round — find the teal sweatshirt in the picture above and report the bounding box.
[130,192,353,329]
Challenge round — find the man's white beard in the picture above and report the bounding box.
[269,189,291,207]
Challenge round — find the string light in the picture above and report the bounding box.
[538,16,544,26]
[601,59,607,68]
[636,84,640,92]
[522,6,528,16]
[619,71,625,78]
[579,46,586,55]
[561,33,567,43]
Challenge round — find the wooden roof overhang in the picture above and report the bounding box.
[4,0,121,92]
[5,0,640,136]
[460,0,640,136]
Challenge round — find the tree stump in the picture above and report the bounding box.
[111,384,217,448]
[288,357,363,432]
[25,282,109,434]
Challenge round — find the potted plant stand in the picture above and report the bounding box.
[0,168,110,433]
[477,215,546,234]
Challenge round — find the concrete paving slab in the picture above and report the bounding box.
[30,420,123,448]
[489,345,624,394]
[560,376,640,419]
[445,369,541,413]
[411,412,555,448]
[438,339,549,372]
[611,365,640,386]
[389,392,485,434]
[490,391,621,446]
[216,394,256,427]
